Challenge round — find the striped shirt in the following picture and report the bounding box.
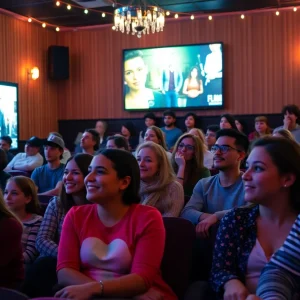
[22,214,43,264]
[257,214,300,299]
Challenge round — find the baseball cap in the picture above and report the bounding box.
[44,134,65,149]
[26,136,43,147]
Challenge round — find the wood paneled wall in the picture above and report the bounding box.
[0,13,58,140]
[57,10,300,120]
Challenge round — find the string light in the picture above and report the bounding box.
[294,7,297,12]
[42,23,46,28]
[56,27,60,31]
[56,1,60,6]
[276,11,280,16]
[102,13,106,17]
[28,18,32,22]
[84,9,88,14]
[67,4,71,10]
[175,14,178,19]
[190,15,194,20]
[208,15,212,20]
[241,14,245,19]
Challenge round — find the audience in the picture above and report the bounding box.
[23,154,93,297]
[5,136,44,172]
[172,133,210,197]
[121,121,139,151]
[205,125,220,151]
[0,148,11,191]
[136,142,184,217]
[55,149,177,299]
[0,135,14,162]
[248,116,272,142]
[80,129,100,155]
[220,114,238,130]
[106,135,130,151]
[181,129,249,237]
[31,134,65,196]
[184,112,197,132]
[139,112,157,144]
[235,118,248,135]
[4,176,42,264]
[210,137,300,299]
[144,125,172,160]
[160,110,183,150]
[275,104,300,143]
[95,120,108,149]
[273,128,296,141]
[0,189,24,288]
[189,128,214,168]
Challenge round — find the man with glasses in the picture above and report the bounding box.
[181,128,249,237]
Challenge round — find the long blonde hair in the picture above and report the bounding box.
[189,128,208,151]
[136,142,176,214]
[145,126,168,151]
[0,190,19,220]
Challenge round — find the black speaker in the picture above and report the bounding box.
[48,46,69,80]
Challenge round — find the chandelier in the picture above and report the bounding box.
[113,2,165,38]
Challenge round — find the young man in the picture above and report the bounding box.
[31,134,65,196]
[160,110,182,150]
[0,135,14,162]
[205,124,220,151]
[80,129,100,155]
[5,136,43,172]
[274,104,300,143]
[181,129,249,237]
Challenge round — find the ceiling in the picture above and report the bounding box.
[0,0,300,28]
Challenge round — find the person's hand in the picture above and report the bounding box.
[246,295,262,300]
[175,152,186,168]
[224,279,249,300]
[195,214,218,238]
[55,282,100,299]
[283,115,291,130]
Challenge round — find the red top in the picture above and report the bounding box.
[57,204,177,299]
[0,217,24,288]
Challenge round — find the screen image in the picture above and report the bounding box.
[123,43,224,111]
[0,82,18,148]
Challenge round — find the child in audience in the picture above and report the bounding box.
[184,112,197,132]
[172,133,210,197]
[248,116,272,142]
[220,114,238,130]
[0,190,24,288]
[189,128,214,169]
[55,149,177,300]
[106,135,130,151]
[210,137,300,299]
[144,125,172,160]
[23,154,93,297]
[4,176,42,264]
[137,141,184,217]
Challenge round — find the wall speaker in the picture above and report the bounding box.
[48,46,69,80]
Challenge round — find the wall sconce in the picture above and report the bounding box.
[28,67,39,80]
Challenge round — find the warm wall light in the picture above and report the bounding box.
[30,67,39,80]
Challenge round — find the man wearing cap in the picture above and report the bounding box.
[5,136,44,172]
[31,134,65,196]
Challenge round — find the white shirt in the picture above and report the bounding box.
[5,152,44,171]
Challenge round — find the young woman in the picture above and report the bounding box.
[272,128,295,141]
[172,133,210,197]
[210,137,300,299]
[182,67,204,107]
[55,149,177,300]
[248,116,272,142]
[106,135,129,151]
[144,126,172,161]
[121,121,139,151]
[189,128,214,169]
[4,176,42,264]
[184,112,197,132]
[220,114,238,130]
[0,191,23,288]
[136,142,184,217]
[235,118,248,135]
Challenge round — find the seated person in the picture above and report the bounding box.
[171,133,210,197]
[55,150,176,300]
[23,154,93,298]
[0,190,24,288]
[49,132,71,164]
[80,129,100,155]
[5,136,44,172]
[220,114,239,130]
[4,176,42,264]
[139,112,157,144]
[95,120,108,150]
[181,129,249,237]
[210,137,300,300]
[205,124,220,151]
[121,121,139,151]
[248,116,272,142]
[31,134,65,196]
[0,135,14,162]
[106,135,129,151]
[235,118,248,135]
[273,128,296,141]
[184,112,198,132]
[0,148,11,191]
[136,141,184,217]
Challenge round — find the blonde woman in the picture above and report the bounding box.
[136,141,184,217]
[4,176,42,264]
[273,128,296,142]
[0,190,23,288]
[144,126,172,161]
[172,133,210,197]
[189,128,214,168]
[248,116,272,142]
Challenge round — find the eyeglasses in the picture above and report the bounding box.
[178,143,195,151]
[211,144,242,154]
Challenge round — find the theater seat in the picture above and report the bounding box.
[0,288,29,300]
[162,217,196,299]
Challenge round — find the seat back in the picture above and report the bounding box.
[161,217,196,299]
[0,288,29,300]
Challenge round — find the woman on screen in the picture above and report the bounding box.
[124,50,163,110]
[182,66,203,107]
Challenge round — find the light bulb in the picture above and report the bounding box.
[241,14,245,19]
[166,11,170,16]
[208,15,212,20]
[102,13,106,17]
[56,1,60,6]
[56,27,60,32]
[294,7,297,12]
[28,18,32,23]
[84,9,88,14]
[276,11,280,16]
[67,5,71,10]
[175,14,178,19]
[190,15,194,20]
[42,23,46,28]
